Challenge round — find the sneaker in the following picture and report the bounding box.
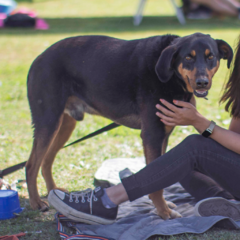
[194,197,240,221]
[48,187,118,225]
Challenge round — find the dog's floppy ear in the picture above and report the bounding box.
[155,45,177,83]
[216,39,233,69]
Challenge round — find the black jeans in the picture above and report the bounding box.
[121,134,240,201]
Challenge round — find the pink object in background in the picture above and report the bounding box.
[0,19,4,27]
[11,7,37,18]
[0,8,49,30]
[12,8,49,30]
[0,13,6,19]
[0,13,6,28]
[35,18,49,30]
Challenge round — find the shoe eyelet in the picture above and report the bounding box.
[69,199,73,202]
[94,197,98,202]
[87,199,90,202]
[81,200,85,203]
[75,200,79,203]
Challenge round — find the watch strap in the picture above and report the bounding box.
[202,121,216,138]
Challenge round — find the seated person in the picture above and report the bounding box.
[47,39,240,223]
[183,0,240,19]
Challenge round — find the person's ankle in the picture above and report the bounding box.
[105,184,129,205]
[101,188,117,209]
[105,187,120,205]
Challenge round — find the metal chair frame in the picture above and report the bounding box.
[133,0,186,26]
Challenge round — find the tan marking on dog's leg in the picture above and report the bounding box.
[161,126,174,154]
[150,190,181,219]
[161,126,178,210]
[150,190,170,220]
[142,144,169,219]
[41,113,76,193]
[145,126,181,219]
[26,115,64,211]
[149,186,175,219]
[166,201,177,209]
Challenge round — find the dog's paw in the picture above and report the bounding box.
[155,208,171,220]
[166,201,177,209]
[170,209,182,219]
[39,201,49,212]
[30,198,49,212]
[155,207,182,220]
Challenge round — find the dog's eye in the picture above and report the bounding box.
[185,56,192,61]
[208,55,214,60]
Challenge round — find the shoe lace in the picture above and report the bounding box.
[69,189,98,214]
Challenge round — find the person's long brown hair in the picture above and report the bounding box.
[220,38,240,118]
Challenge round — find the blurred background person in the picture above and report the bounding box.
[183,0,240,19]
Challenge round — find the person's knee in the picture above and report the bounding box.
[182,134,209,149]
[183,134,202,143]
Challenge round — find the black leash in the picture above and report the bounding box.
[0,122,120,178]
[62,122,119,148]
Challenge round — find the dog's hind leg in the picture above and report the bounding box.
[26,115,64,211]
[161,126,180,212]
[41,113,76,193]
[26,60,71,210]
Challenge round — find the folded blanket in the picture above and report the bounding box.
[56,158,240,240]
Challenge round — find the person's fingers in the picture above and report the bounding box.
[156,112,175,122]
[156,104,175,117]
[173,100,193,108]
[160,99,178,112]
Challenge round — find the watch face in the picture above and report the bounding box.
[202,130,211,138]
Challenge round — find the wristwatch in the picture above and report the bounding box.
[202,121,216,138]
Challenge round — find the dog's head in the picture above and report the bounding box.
[155,33,233,98]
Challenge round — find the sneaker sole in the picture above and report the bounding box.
[48,190,116,225]
[194,197,240,221]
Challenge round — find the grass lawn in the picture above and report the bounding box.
[0,0,240,239]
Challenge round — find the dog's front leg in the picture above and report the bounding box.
[141,113,181,220]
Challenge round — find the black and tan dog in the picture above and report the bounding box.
[26,32,233,220]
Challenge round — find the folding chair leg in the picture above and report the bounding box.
[133,0,147,26]
[170,0,186,25]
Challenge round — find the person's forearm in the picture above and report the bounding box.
[229,117,240,134]
[193,116,240,154]
[156,99,240,154]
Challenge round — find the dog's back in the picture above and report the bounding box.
[27,35,179,131]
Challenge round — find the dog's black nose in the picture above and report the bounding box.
[196,78,208,88]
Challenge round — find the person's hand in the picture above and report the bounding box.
[155,99,203,127]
